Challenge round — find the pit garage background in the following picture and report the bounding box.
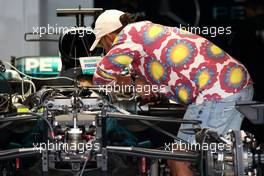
[1,0,263,143]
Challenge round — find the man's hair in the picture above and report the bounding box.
[111,13,132,34]
[77,75,93,83]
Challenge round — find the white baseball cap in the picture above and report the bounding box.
[90,9,125,51]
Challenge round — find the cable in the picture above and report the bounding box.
[109,105,192,144]
[2,112,55,139]
[106,146,198,162]
[80,36,90,57]
[0,95,10,114]
[138,104,143,112]
[0,72,13,93]
[24,79,36,93]
[199,129,209,176]
[79,156,90,176]
[21,77,25,100]
[107,113,202,124]
[4,62,74,81]
[193,0,201,26]
[0,115,38,122]
[0,95,9,108]
[21,78,36,100]
[0,68,35,97]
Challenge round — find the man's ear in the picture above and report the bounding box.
[103,34,117,53]
[104,34,112,44]
[107,33,117,42]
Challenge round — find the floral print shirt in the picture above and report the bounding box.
[93,21,252,105]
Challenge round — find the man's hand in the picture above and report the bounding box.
[114,75,168,105]
[115,75,133,94]
[116,75,132,87]
[135,77,168,106]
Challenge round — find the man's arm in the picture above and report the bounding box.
[93,42,143,85]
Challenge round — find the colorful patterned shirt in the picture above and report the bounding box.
[93,21,252,105]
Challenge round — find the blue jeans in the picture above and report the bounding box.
[177,85,254,144]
